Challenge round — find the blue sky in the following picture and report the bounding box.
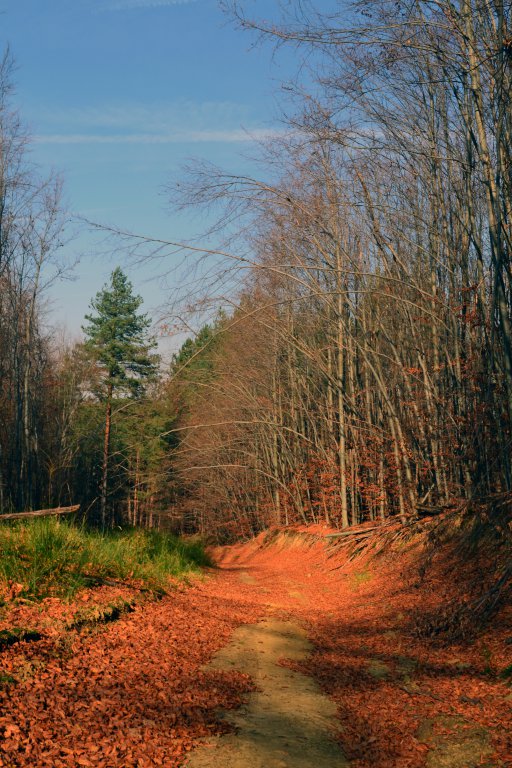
[0,0,305,351]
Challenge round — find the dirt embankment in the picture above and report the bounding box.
[199,521,512,768]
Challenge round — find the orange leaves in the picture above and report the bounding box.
[7,581,25,601]
[215,528,512,768]
[1,723,20,740]
[1,531,512,768]
[0,582,261,768]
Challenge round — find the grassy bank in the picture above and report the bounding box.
[0,518,210,600]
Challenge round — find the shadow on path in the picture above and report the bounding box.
[186,617,348,768]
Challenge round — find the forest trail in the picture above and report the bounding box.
[186,615,347,768]
[0,527,511,767]
[184,531,509,768]
[184,535,352,766]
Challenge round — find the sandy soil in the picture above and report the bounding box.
[187,616,348,768]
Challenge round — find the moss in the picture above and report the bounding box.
[0,672,16,688]
[499,663,512,680]
[351,569,373,589]
[367,659,391,679]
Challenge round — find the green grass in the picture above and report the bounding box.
[0,519,211,600]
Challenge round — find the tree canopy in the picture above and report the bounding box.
[83,267,159,399]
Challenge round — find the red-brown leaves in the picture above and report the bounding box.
[1,528,511,767]
[0,580,260,767]
[214,529,512,767]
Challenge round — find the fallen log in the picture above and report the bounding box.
[324,525,385,539]
[416,505,446,516]
[0,504,80,522]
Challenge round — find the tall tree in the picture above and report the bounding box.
[0,49,68,513]
[82,267,159,526]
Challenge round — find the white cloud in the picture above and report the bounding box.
[30,101,283,146]
[32,101,252,133]
[101,0,198,10]
[34,128,283,145]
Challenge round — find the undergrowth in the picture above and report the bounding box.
[0,519,210,600]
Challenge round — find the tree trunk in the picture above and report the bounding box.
[100,381,113,528]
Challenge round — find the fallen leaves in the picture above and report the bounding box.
[0,528,511,767]
[214,529,512,768]
[0,580,261,767]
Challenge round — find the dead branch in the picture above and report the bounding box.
[0,505,80,522]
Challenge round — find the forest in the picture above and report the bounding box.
[1,2,512,766]
[2,0,511,541]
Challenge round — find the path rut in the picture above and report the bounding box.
[186,616,348,768]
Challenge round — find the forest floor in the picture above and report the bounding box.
[0,524,511,767]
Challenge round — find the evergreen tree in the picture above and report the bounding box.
[82,267,159,526]
[169,312,226,416]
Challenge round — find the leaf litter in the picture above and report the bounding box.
[0,525,511,767]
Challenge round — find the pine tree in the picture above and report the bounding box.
[82,267,159,526]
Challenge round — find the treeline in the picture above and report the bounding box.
[0,55,171,527]
[2,1,511,540]
[163,0,512,538]
[0,53,67,513]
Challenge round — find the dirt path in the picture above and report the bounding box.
[187,617,348,768]
[1,529,511,767]
[187,536,510,768]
